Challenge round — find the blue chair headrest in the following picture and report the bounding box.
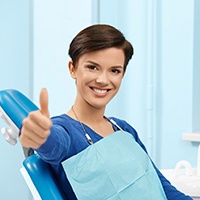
[0,89,38,129]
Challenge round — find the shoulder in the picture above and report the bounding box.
[109,117,138,136]
[51,114,79,130]
[50,114,86,143]
[51,114,73,124]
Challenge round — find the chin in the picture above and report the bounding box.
[88,101,108,110]
[86,96,114,109]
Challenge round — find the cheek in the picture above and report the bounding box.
[79,72,96,83]
[113,76,123,87]
[76,73,92,89]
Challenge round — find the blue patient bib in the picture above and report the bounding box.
[62,131,167,200]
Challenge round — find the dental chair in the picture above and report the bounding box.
[0,89,65,200]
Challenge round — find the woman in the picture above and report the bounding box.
[20,24,192,199]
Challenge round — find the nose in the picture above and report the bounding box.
[95,72,109,85]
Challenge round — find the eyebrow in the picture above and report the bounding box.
[85,60,123,69]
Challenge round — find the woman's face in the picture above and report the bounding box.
[69,47,125,109]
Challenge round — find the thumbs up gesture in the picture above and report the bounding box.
[20,88,52,149]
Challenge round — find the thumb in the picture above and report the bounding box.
[39,88,50,118]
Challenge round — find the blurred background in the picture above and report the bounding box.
[0,0,200,199]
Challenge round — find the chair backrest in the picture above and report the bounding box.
[0,89,64,200]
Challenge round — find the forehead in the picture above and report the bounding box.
[78,48,125,66]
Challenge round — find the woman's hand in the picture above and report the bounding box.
[19,88,52,149]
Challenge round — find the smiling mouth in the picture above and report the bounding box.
[91,87,110,94]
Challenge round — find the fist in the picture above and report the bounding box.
[19,88,52,149]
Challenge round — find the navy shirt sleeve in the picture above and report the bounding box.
[36,124,71,164]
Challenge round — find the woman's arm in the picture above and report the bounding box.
[154,165,192,199]
[35,124,71,164]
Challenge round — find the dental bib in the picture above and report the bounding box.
[62,130,167,200]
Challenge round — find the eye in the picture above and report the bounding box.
[87,65,98,70]
[111,69,122,74]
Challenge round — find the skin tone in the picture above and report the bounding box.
[20,47,125,149]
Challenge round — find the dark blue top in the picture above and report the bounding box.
[36,114,192,200]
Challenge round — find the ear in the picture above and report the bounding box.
[68,61,76,79]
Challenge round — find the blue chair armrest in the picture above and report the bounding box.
[23,154,64,200]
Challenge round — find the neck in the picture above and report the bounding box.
[68,100,115,138]
[68,102,106,125]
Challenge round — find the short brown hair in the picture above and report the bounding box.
[68,24,134,72]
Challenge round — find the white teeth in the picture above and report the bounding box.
[93,88,107,94]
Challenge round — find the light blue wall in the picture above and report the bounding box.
[0,0,32,199]
[155,0,198,168]
[193,0,200,132]
[32,0,93,116]
[0,1,200,199]
[97,0,200,169]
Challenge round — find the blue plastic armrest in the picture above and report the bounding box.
[23,154,64,200]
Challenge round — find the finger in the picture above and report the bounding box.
[40,88,50,118]
[28,111,52,130]
[22,116,51,138]
[19,131,47,149]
